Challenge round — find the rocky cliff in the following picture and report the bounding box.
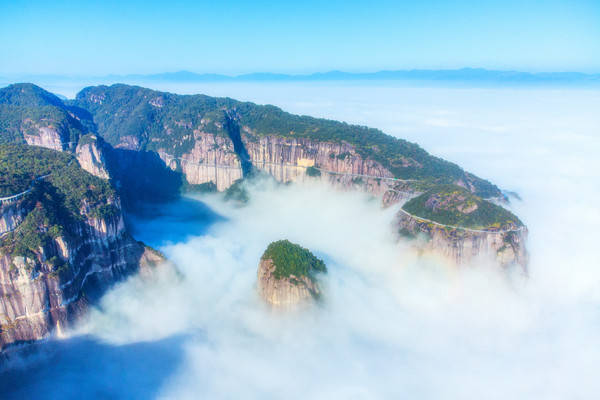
[396,185,528,268]
[165,132,396,196]
[0,210,158,350]
[22,125,65,151]
[158,132,242,192]
[396,211,528,268]
[0,200,26,236]
[243,133,397,195]
[71,83,502,199]
[75,134,110,179]
[0,145,163,351]
[257,259,322,308]
[257,240,326,308]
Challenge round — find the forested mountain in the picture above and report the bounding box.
[72,84,500,197]
[0,83,91,149]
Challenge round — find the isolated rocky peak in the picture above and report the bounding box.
[257,240,326,308]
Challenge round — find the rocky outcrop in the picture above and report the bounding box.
[23,125,64,152]
[75,135,110,179]
[395,211,528,268]
[165,132,404,200]
[257,259,321,308]
[159,132,242,192]
[0,200,26,236]
[69,83,503,201]
[0,201,162,351]
[243,134,394,195]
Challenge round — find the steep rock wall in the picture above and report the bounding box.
[0,201,26,236]
[243,134,394,196]
[23,126,64,152]
[75,136,110,179]
[257,259,321,308]
[0,203,159,350]
[395,211,528,269]
[159,132,242,192]
[164,132,405,199]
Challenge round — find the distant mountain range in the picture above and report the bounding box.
[124,68,600,84]
[2,68,600,86]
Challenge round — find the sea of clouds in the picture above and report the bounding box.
[1,83,599,399]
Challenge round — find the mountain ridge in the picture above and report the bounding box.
[4,68,600,87]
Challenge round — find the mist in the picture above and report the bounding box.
[1,85,599,399]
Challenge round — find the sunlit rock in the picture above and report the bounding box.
[257,240,326,308]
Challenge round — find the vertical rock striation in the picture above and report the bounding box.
[257,240,326,308]
[257,259,322,308]
[0,200,27,236]
[23,126,65,152]
[395,185,528,268]
[0,145,164,351]
[168,132,402,199]
[75,135,110,179]
[395,211,528,268]
[243,134,394,195]
[159,132,242,191]
[0,201,159,350]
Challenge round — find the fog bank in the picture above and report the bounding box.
[2,85,599,399]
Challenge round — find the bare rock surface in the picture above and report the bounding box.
[257,259,321,308]
[256,240,326,308]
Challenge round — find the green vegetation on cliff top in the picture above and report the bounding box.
[402,184,522,229]
[0,83,88,146]
[72,84,499,197]
[262,239,327,280]
[0,144,72,196]
[1,144,116,258]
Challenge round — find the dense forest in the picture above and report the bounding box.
[262,239,327,280]
[0,144,116,258]
[0,83,88,146]
[402,184,522,229]
[0,144,73,196]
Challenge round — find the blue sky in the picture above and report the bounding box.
[1,0,599,75]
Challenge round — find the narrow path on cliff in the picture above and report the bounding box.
[158,152,417,183]
[0,160,74,205]
[395,207,525,234]
[155,152,523,234]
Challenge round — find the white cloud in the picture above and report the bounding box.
[4,84,600,399]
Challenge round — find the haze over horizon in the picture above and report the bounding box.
[1,0,599,76]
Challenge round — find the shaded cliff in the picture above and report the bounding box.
[257,240,326,308]
[0,145,162,350]
[396,185,527,268]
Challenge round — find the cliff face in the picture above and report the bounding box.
[395,211,528,268]
[257,259,321,308]
[243,134,395,195]
[163,132,404,199]
[0,144,164,351]
[159,132,242,192]
[0,200,26,236]
[0,202,157,350]
[70,84,502,199]
[75,135,110,179]
[23,125,65,152]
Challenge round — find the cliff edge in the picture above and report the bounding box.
[396,185,527,268]
[257,240,326,308]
